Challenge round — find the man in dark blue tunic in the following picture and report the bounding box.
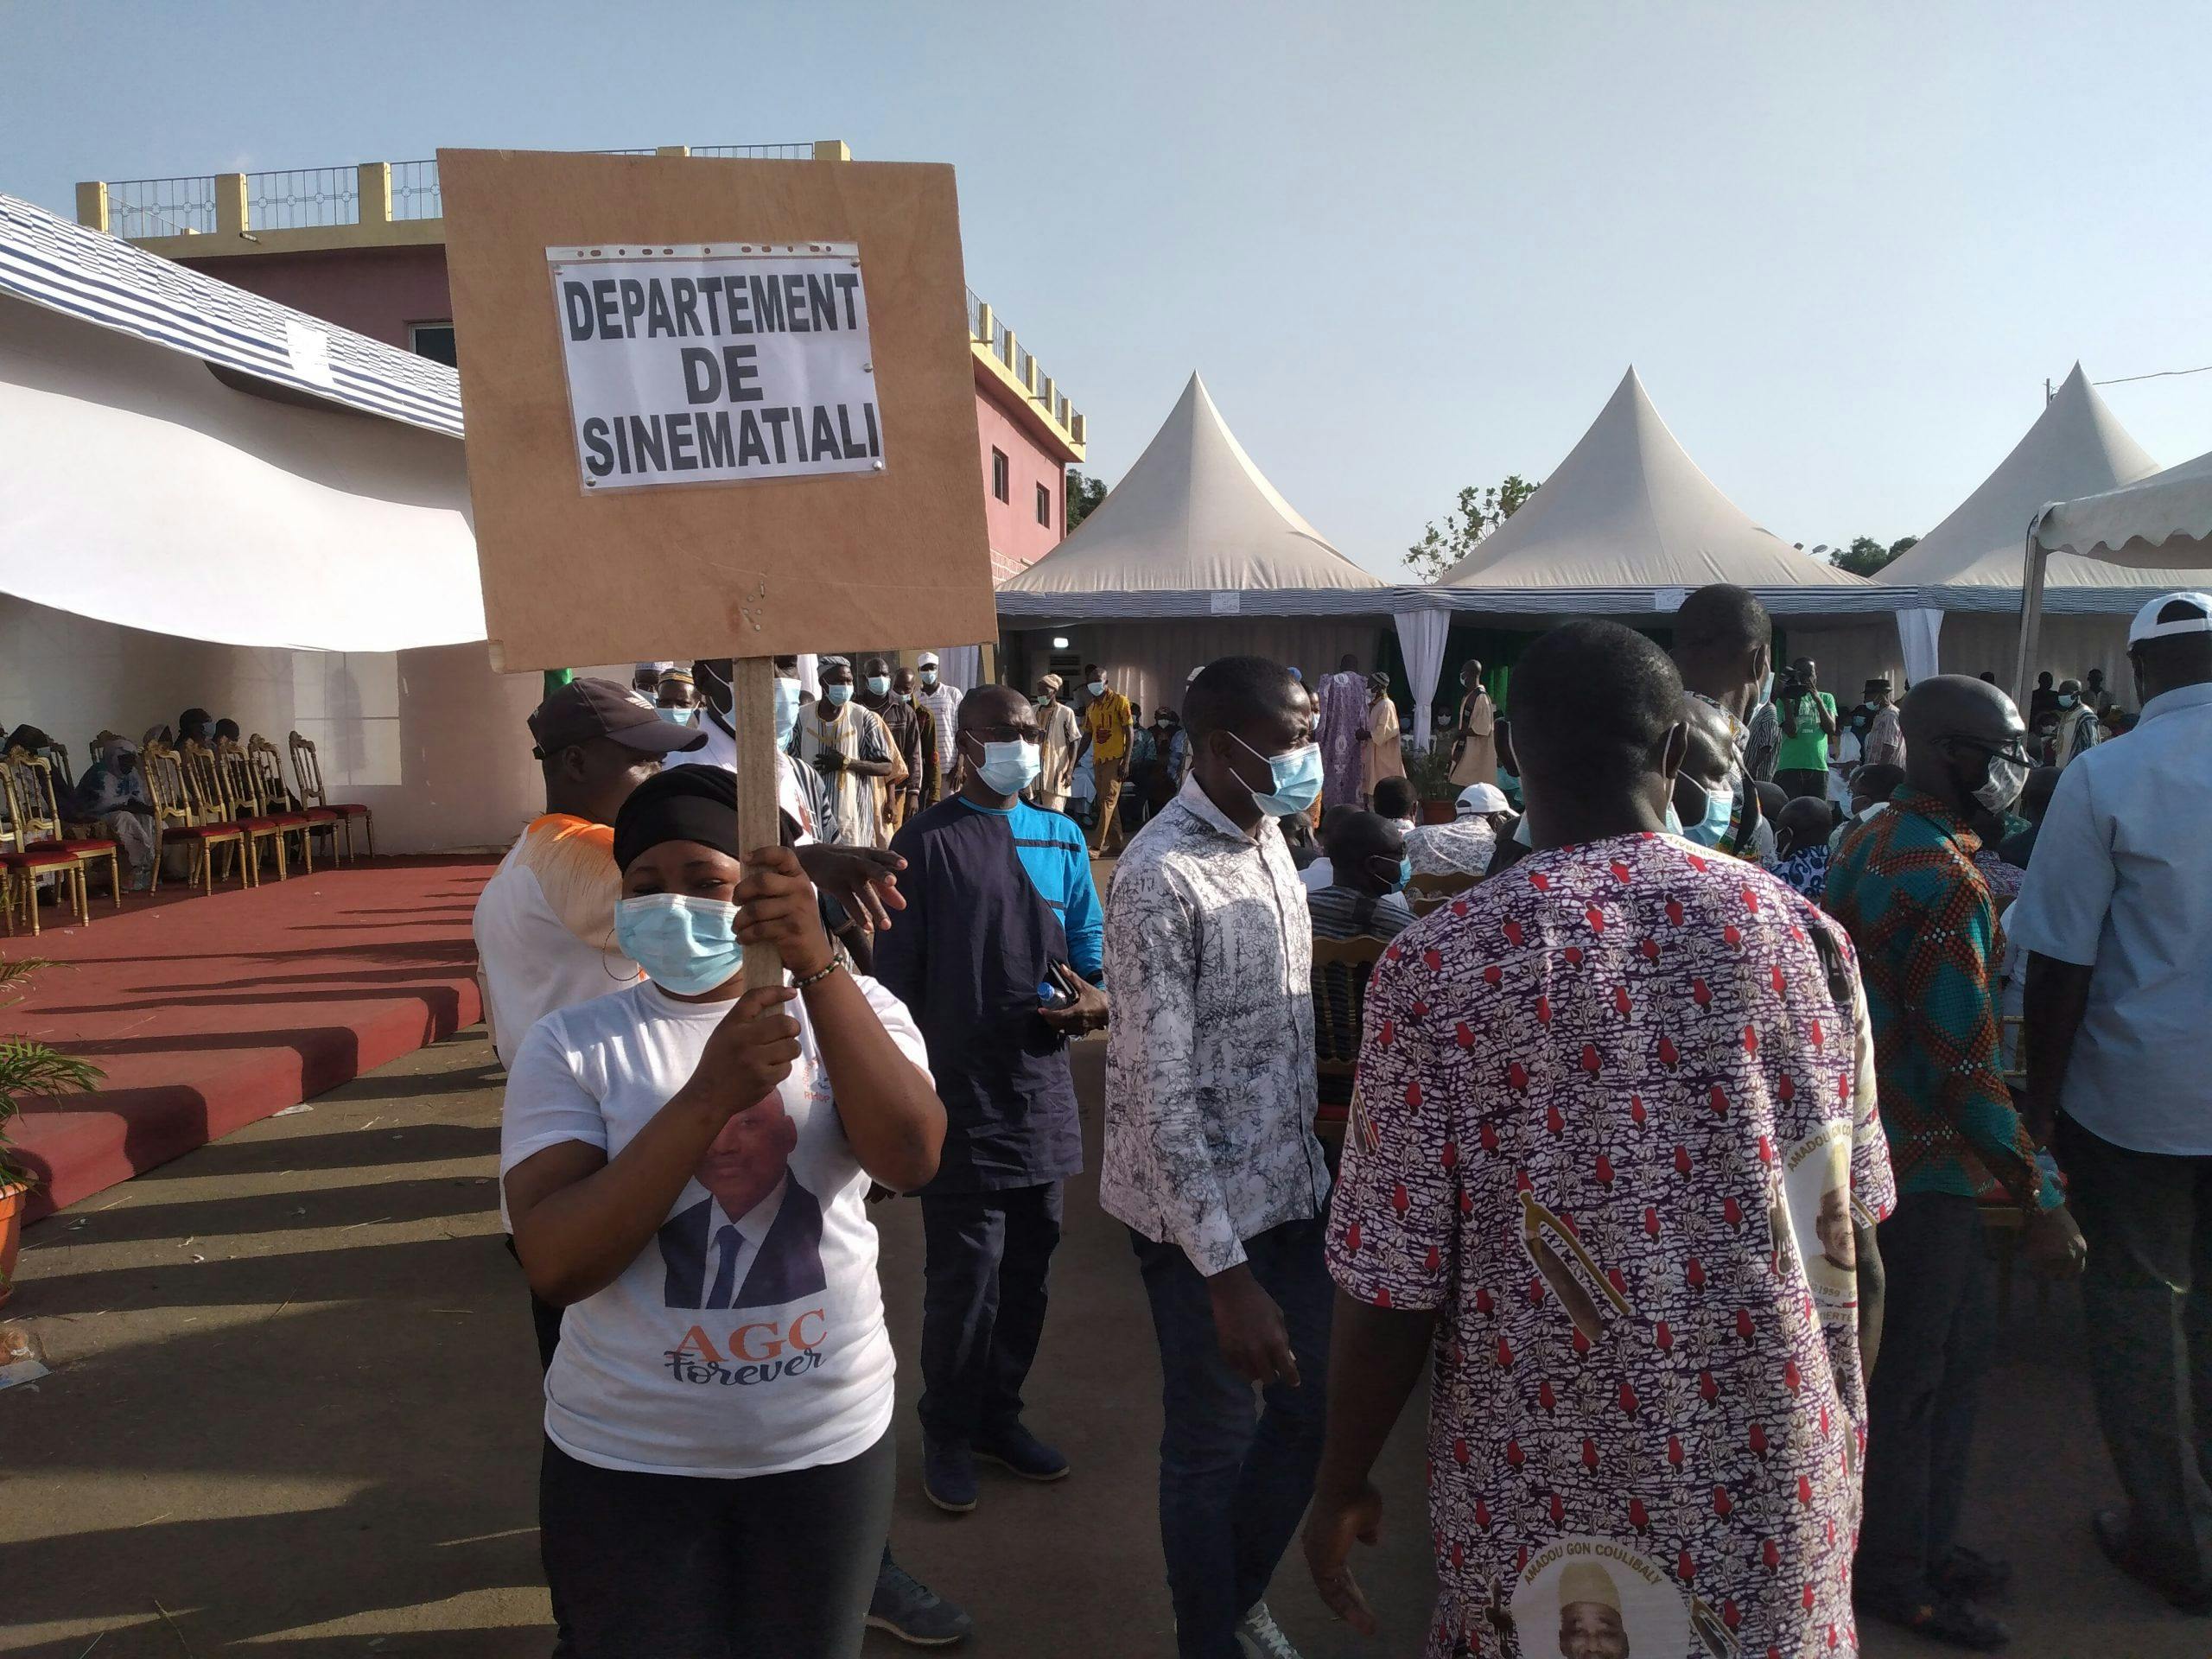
[875,683,1109,1515]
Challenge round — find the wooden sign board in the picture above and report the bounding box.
[439,149,997,672]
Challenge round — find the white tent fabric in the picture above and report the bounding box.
[930,645,984,692]
[1879,365,2164,603]
[1394,607,1450,749]
[2036,448,2212,569]
[0,291,483,652]
[1897,608,1944,686]
[1438,369,1873,594]
[999,372,1382,600]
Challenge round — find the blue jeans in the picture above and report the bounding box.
[1130,1217,1333,1659]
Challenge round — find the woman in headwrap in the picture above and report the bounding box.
[75,734,158,889]
[1359,671,1406,807]
[500,766,944,1656]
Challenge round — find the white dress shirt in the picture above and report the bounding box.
[2006,679,2212,1154]
[1100,775,1330,1275]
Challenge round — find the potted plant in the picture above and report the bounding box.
[1405,742,1460,823]
[0,959,100,1308]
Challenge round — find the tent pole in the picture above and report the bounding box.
[2012,517,2050,710]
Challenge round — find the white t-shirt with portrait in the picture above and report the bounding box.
[500,974,928,1478]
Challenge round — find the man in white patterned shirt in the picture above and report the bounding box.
[1103,655,1332,1659]
[913,652,963,805]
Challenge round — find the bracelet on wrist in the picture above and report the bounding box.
[791,944,849,992]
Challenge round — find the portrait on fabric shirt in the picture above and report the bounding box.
[1779,1119,1859,1320]
[1510,1540,1697,1659]
[656,1093,827,1311]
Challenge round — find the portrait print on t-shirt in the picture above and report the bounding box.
[657,1093,828,1311]
[1510,1540,1698,1658]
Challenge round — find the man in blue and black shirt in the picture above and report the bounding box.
[874,683,1109,1516]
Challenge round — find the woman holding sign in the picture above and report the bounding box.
[502,766,945,1656]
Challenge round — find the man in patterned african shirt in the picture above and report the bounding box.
[1304,621,1894,1659]
[1824,674,2084,1649]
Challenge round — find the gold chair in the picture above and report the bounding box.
[1311,933,1389,1150]
[288,732,373,862]
[0,761,87,935]
[1407,869,1478,918]
[146,741,246,896]
[246,735,314,877]
[4,747,121,911]
[208,738,290,883]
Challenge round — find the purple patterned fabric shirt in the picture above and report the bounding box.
[1330,830,1894,1658]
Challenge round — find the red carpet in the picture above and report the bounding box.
[3,855,492,1220]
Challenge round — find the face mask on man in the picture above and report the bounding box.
[920,670,939,688]
[2057,694,2076,709]
[614,893,744,995]
[772,677,801,750]
[1088,680,1107,698]
[972,737,1041,796]
[1678,779,1735,848]
[1758,670,1777,706]
[1973,750,2029,815]
[866,675,890,696]
[1229,734,1323,818]
[658,705,696,726]
[893,690,912,704]
[824,683,852,707]
[1370,853,1412,894]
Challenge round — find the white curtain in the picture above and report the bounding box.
[1394,606,1450,749]
[796,652,821,698]
[1896,609,1944,686]
[932,645,984,692]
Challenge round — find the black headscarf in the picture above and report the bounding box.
[613,766,741,872]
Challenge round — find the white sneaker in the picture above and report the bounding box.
[1235,1601,1303,1659]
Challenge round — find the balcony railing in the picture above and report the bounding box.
[963,285,1082,442]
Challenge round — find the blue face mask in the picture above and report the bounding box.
[1758,670,1777,706]
[866,675,890,696]
[614,893,744,995]
[2058,694,2076,709]
[824,683,852,706]
[1371,854,1411,893]
[1230,734,1323,818]
[1680,779,1735,847]
[658,705,696,726]
[974,737,1041,796]
[773,677,801,750]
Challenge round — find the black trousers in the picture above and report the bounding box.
[2056,1113,2212,1590]
[1856,1192,1995,1603]
[540,1430,895,1658]
[1777,766,1829,802]
[918,1181,1064,1443]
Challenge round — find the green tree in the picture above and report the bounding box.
[1404,474,1541,581]
[1065,471,1109,532]
[1828,534,1918,578]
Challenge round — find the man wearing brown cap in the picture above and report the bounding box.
[1033,674,1081,816]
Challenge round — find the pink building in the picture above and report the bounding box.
[79,146,1087,578]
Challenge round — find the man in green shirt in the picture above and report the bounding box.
[1775,655,1839,800]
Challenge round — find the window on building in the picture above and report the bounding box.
[991,448,1010,503]
[409,322,458,366]
[1036,481,1052,527]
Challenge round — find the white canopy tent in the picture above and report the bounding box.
[2014,448,2212,692]
[1433,368,1899,695]
[1877,365,2180,691]
[995,373,1443,732]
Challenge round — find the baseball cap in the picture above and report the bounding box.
[1456,782,1509,816]
[530,677,706,756]
[2127,591,2212,646]
[917,652,940,668]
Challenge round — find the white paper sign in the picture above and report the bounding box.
[547,245,883,493]
[1209,591,1242,614]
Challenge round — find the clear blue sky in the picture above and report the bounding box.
[6,0,2209,579]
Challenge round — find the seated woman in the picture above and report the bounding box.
[501,765,945,1657]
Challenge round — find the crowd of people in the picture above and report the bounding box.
[467,582,2210,1657]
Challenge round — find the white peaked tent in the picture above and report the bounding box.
[1439,368,1880,599]
[1878,364,2177,690]
[1430,369,1899,702]
[997,372,1437,730]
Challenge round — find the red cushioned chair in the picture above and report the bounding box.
[209,738,291,884]
[143,741,246,897]
[289,731,372,862]
[6,747,121,912]
[0,760,88,934]
[245,734,314,878]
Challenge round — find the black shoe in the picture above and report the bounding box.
[1859,1588,2011,1650]
[868,1556,975,1647]
[974,1421,1070,1482]
[923,1438,977,1513]
[2094,1507,2212,1613]
[1932,1544,2012,1599]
